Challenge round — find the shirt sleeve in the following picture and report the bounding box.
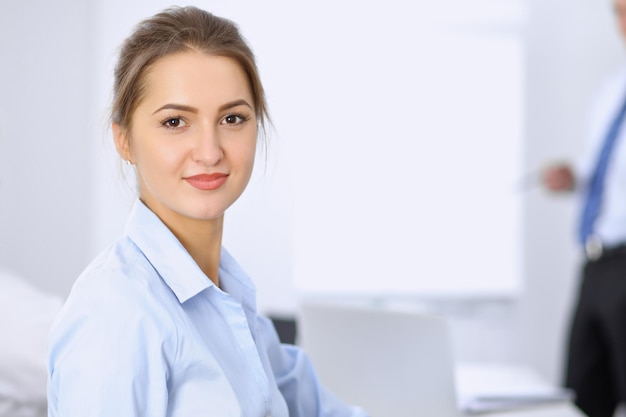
[47,272,174,417]
[257,315,369,417]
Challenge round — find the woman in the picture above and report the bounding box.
[47,6,367,417]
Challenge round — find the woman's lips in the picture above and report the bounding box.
[184,173,228,191]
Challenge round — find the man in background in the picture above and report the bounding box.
[542,1,626,416]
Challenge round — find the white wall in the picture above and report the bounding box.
[0,0,93,296]
[1,0,624,387]
[290,4,525,299]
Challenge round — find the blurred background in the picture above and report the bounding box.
[0,0,622,387]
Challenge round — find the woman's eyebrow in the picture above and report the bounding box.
[152,99,252,115]
[152,103,198,115]
[218,99,253,112]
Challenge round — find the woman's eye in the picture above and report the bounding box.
[221,114,247,125]
[162,117,187,128]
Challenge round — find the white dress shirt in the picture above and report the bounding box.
[578,68,626,247]
[47,200,368,417]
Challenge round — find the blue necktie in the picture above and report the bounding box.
[579,95,626,245]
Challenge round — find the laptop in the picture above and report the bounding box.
[298,300,461,417]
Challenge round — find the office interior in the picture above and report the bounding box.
[0,0,623,414]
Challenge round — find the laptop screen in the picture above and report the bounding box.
[298,301,461,417]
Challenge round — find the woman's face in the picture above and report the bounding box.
[115,51,258,225]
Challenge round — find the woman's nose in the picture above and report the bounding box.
[192,126,224,167]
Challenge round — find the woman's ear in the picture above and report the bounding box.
[112,123,133,163]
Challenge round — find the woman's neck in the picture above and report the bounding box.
[159,211,224,286]
[139,195,225,285]
[175,218,223,286]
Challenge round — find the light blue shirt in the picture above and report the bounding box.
[577,68,626,247]
[47,200,368,417]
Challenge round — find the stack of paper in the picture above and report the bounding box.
[455,363,575,414]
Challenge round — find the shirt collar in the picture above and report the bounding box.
[124,200,256,309]
[125,200,211,303]
[218,247,258,313]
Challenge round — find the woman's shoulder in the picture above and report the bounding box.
[75,236,168,296]
[50,237,179,346]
